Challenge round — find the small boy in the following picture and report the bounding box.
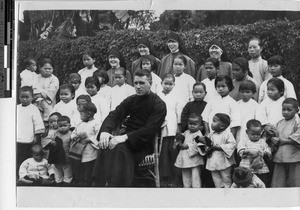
[231,167,265,188]
[238,119,271,186]
[205,113,236,188]
[18,144,54,186]
[271,98,300,187]
[180,82,207,133]
[70,102,100,186]
[17,86,45,176]
[43,116,73,185]
[110,67,135,110]
[20,58,38,89]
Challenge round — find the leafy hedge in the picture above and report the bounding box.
[18,19,300,99]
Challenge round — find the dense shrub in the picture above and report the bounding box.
[18,19,300,99]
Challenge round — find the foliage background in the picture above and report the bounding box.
[18,19,300,100]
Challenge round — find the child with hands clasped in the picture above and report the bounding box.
[174,113,206,188]
[43,116,73,185]
[18,144,54,186]
[205,113,236,188]
[271,98,300,187]
[71,102,100,186]
[238,119,271,186]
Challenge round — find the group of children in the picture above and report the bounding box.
[17,35,300,188]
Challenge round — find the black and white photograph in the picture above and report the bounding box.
[3,0,300,208]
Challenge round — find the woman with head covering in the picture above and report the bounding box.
[106,48,133,87]
[196,39,232,81]
[130,38,161,76]
[157,32,196,78]
[229,57,259,101]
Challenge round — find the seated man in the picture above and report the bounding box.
[93,69,167,187]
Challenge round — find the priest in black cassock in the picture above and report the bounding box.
[92,69,167,187]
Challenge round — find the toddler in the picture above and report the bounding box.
[51,84,77,127]
[43,116,73,185]
[174,113,205,188]
[18,144,54,185]
[238,119,271,186]
[19,58,40,96]
[157,73,183,187]
[35,58,59,121]
[271,98,300,187]
[231,167,265,188]
[201,57,219,103]
[236,80,258,143]
[181,82,207,133]
[258,55,296,103]
[110,67,135,110]
[171,54,196,104]
[85,76,110,123]
[205,113,236,188]
[17,86,45,175]
[71,102,100,186]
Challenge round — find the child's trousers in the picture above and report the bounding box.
[52,163,73,183]
[271,162,300,187]
[182,166,201,188]
[211,166,232,188]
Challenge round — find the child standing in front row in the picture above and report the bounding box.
[171,54,196,104]
[43,116,73,185]
[202,75,241,138]
[201,57,219,104]
[158,73,184,187]
[181,82,207,133]
[236,80,258,144]
[110,67,135,110]
[71,102,100,186]
[17,86,45,176]
[238,119,271,187]
[174,113,206,188]
[271,98,300,187]
[205,113,236,188]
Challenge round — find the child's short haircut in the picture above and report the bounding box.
[232,57,249,73]
[85,76,101,90]
[189,113,202,122]
[93,70,109,84]
[140,55,158,72]
[40,58,53,67]
[82,50,96,59]
[60,84,75,96]
[193,81,206,92]
[282,98,299,110]
[115,67,127,77]
[19,86,33,96]
[174,54,187,66]
[24,57,36,68]
[239,80,256,93]
[267,78,284,95]
[76,94,92,104]
[135,69,152,83]
[205,57,219,68]
[249,37,262,47]
[215,113,231,127]
[31,143,43,154]
[214,75,234,92]
[246,119,262,130]
[57,115,71,124]
[49,112,62,119]
[161,73,175,82]
[69,73,81,82]
[82,102,97,116]
[268,55,284,66]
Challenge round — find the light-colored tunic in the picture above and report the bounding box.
[150,72,162,94]
[111,83,135,111]
[20,69,40,94]
[202,78,219,104]
[51,100,78,127]
[91,93,110,124]
[172,72,195,105]
[78,66,98,94]
[206,129,236,171]
[248,56,271,87]
[19,158,54,179]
